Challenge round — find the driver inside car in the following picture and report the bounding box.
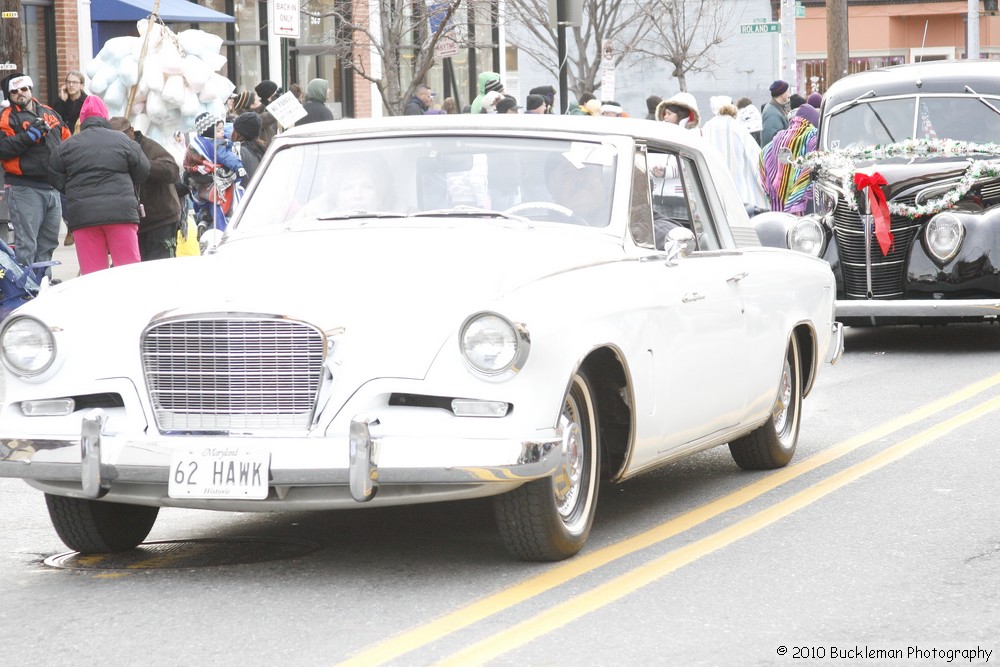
[544,155,611,225]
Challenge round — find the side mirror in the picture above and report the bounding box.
[663,226,695,265]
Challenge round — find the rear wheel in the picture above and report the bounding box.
[45,494,159,553]
[729,335,802,470]
[494,369,601,561]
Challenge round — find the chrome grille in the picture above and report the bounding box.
[833,198,922,298]
[979,180,1000,206]
[142,317,326,432]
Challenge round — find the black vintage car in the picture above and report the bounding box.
[753,61,1000,326]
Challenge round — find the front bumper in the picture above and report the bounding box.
[0,410,564,510]
[836,298,1000,319]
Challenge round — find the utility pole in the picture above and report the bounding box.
[826,0,849,87]
[968,0,981,59]
[779,0,797,89]
[1,0,23,77]
[549,0,581,113]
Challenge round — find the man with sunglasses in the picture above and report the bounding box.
[0,72,72,273]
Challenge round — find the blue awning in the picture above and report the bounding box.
[91,0,235,23]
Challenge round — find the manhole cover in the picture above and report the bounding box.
[44,537,321,571]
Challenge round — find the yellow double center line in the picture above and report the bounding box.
[338,371,1000,667]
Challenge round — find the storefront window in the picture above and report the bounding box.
[198,0,266,92]
[797,56,905,95]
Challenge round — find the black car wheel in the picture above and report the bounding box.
[494,369,601,561]
[729,335,802,470]
[45,494,159,554]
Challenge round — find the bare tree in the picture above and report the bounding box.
[630,0,740,92]
[302,0,463,115]
[0,0,24,72]
[504,0,654,99]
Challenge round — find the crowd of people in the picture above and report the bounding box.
[0,71,340,278]
[1,65,820,285]
[404,72,821,215]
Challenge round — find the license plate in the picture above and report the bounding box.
[168,446,270,499]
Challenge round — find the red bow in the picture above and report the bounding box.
[854,172,893,256]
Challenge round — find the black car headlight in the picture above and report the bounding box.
[787,215,826,257]
[812,186,838,217]
[1,316,56,377]
[459,312,529,380]
[925,212,965,265]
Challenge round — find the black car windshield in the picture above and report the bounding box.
[825,95,1000,150]
[236,135,618,230]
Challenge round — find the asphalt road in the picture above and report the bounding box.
[2,324,999,666]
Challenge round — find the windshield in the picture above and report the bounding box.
[825,95,1000,150]
[236,135,618,230]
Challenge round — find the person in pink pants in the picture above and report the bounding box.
[48,96,149,275]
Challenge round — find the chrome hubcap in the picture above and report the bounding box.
[554,420,583,518]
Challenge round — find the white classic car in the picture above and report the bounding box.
[0,115,843,561]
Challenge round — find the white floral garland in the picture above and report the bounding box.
[795,138,1000,219]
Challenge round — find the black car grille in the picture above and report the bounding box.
[141,317,326,433]
[833,196,923,298]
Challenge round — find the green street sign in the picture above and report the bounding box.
[795,2,806,18]
[741,22,781,34]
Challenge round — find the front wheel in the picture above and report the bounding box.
[494,369,601,561]
[45,494,159,553]
[729,335,802,470]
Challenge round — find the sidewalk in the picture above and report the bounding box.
[51,225,80,283]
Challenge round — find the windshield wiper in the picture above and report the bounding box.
[964,85,1000,118]
[829,89,876,118]
[316,210,408,220]
[867,105,896,143]
[410,206,525,222]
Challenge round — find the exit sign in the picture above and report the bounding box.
[741,22,781,34]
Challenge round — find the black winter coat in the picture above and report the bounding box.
[0,99,72,188]
[298,100,334,125]
[238,139,266,185]
[49,116,150,231]
[403,95,428,115]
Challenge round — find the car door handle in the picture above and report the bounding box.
[682,292,705,303]
[727,271,748,283]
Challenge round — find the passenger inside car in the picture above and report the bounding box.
[293,155,394,218]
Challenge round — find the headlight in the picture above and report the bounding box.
[459,312,529,379]
[812,186,837,217]
[787,216,826,257]
[925,212,965,264]
[1,316,56,376]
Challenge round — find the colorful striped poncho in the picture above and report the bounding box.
[759,116,818,214]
